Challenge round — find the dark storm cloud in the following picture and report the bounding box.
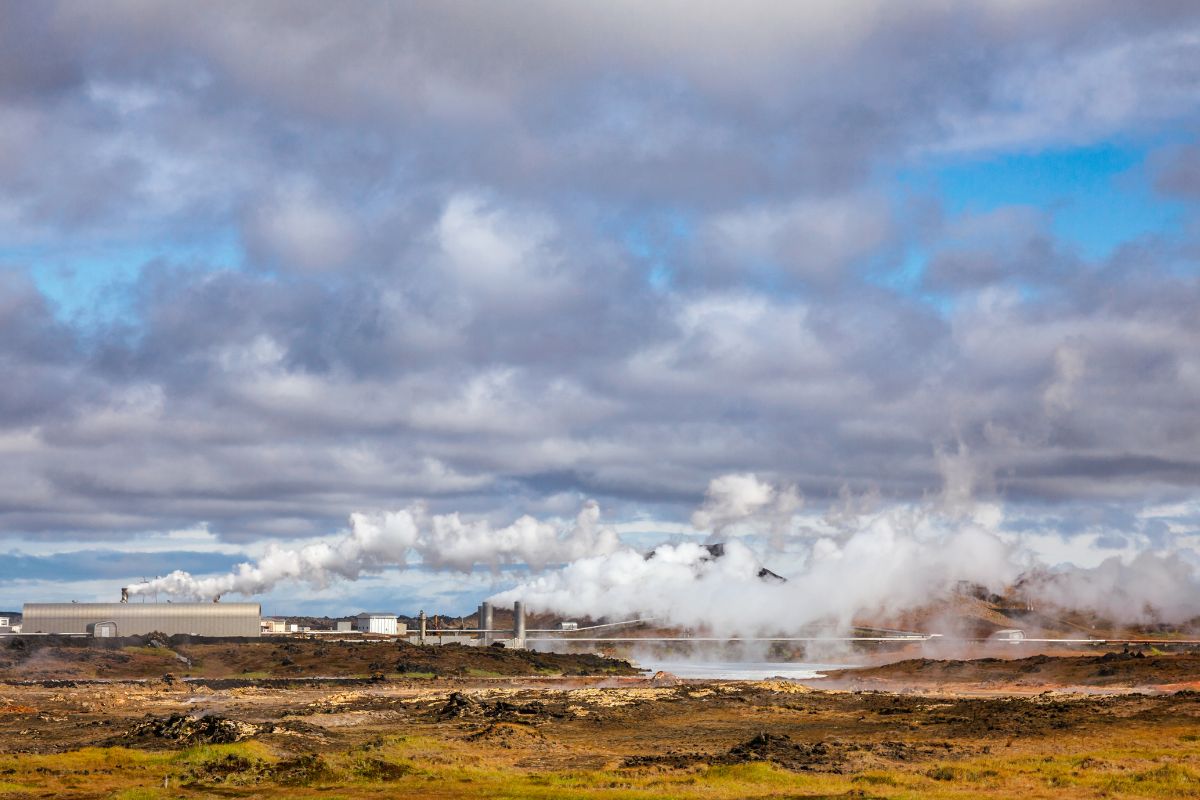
[1,0,1199,548]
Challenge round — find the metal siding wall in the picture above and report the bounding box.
[22,604,261,637]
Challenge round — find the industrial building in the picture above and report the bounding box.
[22,603,261,637]
[354,612,402,635]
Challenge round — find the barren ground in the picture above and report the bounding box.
[820,651,1200,694]
[1,639,1199,798]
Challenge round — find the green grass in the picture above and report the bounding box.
[0,745,163,773]
[120,646,176,658]
[171,739,278,767]
[6,723,1200,799]
[1100,763,1200,797]
[0,781,36,792]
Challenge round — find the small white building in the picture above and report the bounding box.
[92,621,118,638]
[355,612,399,635]
[261,618,287,634]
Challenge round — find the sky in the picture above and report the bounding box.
[1,2,1199,617]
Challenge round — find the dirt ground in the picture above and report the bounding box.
[0,635,639,681]
[1,643,1200,798]
[820,650,1200,692]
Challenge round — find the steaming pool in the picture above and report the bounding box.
[635,660,850,681]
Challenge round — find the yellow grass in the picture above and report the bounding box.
[3,741,1195,800]
[4,703,1200,798]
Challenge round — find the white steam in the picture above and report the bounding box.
[690,473,802,540]
[129,469,1200,632]
[1018,551,1200,625]
[127,501,618,600]
[495,473,1200,632]
[494,498,1020,635]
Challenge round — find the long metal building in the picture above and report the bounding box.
[21,603,261,637]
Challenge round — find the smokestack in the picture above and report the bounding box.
[418,610,427,645]
[513,601,525,647]
[481,601,493,646]
[120,587,129,604]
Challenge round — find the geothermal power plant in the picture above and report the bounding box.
[15,594,534,647]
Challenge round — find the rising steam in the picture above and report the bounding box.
[126,501,618,600]
[496,473,1200,631]
[493,492,1019,635]
[129,471,1200,630]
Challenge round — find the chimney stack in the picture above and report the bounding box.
[480,601,493,645]
[513,601,525,648]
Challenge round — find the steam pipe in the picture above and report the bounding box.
[418,610,427,645]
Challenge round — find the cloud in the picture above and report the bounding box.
[1152,143,1200,199]
[0,0,1199,615]
[244,187,359,272]
[932,29,1200,154]
[696,194,895,285]
[922,206,1076,292]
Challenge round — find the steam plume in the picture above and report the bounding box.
[126,501,618,600]
[495,473,1200,632]
[493,500,1019,635]
[690,473,802,540]
[129,470,1200,632]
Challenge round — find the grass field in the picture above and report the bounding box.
[4,731,1200,799]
